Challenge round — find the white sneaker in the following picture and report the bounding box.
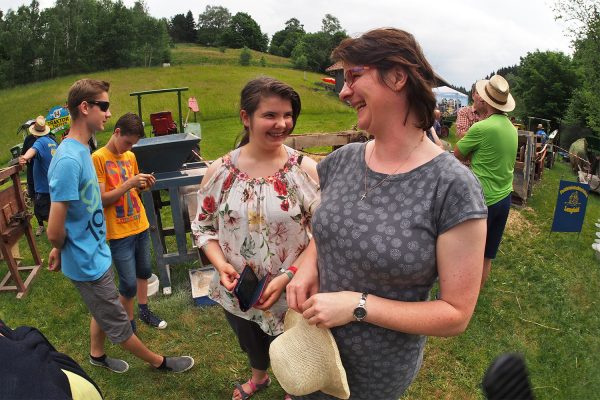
[593,243,600,252]
[595,223,600,229]
[596,232,600,239]
[35,225,44,236]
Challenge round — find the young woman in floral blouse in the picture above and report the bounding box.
[191,77,319,400]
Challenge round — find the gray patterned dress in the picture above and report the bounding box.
[296,143,487,400]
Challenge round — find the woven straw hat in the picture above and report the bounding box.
[270,310,350,399]
[29,115,50,136]
[475,74,515,112]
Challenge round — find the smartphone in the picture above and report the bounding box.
[234,265,270,312]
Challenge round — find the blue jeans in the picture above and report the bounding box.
[109,229,152,298]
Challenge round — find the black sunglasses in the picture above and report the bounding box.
[86,100,110,112]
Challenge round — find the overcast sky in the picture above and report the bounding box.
[1,0,572,88]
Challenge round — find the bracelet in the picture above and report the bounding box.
[284,270,294,281]
[287,265,298,275]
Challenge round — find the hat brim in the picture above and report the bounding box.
[476,80,515,113]
[277,310,350,399]
[29,125,50,136]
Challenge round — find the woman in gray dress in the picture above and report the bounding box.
[286,28,488,399]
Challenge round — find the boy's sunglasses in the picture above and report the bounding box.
[86,100,110,112]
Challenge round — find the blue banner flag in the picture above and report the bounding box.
[551,180,590,232]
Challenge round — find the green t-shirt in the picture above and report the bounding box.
[456,114,518,206]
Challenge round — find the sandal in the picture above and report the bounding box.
[284,394,293,400]
[232,375,271,400]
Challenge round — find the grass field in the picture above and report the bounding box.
[1,44,600,399]
[0,43,353,165]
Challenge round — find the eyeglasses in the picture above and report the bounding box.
[86,100,110,112]
[344,66,371,88]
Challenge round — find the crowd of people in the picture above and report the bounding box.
[3,26,522,400]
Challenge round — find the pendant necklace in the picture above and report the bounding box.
[361,134,424,201]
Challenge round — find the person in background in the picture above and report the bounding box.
[92,112,166,333]
[535,123,547,144]
[47,78,194,375]
[454,74,518,288]
[455,83,481,139]
[19,116,58,236]
[191,77,319,400]
[433,108,442,136]
[286,28,487,400]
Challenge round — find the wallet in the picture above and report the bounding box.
[234,265,270,312]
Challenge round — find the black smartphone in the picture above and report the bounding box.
[234,266,270,312]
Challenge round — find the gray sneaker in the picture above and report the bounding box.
[158,356,194,373]
[89,355,129,373]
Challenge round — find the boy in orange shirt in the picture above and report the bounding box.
[92,112,166,332]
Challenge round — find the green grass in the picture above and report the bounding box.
[170,43,292,69]
[0,60,353,165]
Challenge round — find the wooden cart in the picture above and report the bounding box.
[0,165,42,298]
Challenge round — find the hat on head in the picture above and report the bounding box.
[29,116,50,136]
[475,74,515,112]
[537,123,543,129]
[269,310,350,399]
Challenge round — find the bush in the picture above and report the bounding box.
[239,46,251,66]
[292,55,308,70]
[218,46,226,53]
[260,56,266,67]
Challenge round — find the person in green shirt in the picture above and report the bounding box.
[454,74,517,288]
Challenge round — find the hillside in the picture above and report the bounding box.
[0,44,352,164]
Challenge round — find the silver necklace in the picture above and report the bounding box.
[361,135,424,201]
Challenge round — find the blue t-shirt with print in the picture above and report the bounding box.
[31,135,57,193]
[48,138,111,281]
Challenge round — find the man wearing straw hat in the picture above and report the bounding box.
[454,74,518,287]
[19,116,58,236]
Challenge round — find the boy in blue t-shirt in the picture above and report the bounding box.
[47,78,194,374]
[19,116,58,236]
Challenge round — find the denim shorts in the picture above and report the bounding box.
[108,229,152,298]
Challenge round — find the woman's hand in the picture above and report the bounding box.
[286,262,319,313]
[217,262,239,291]
[254,274,288,310]
[302,291,358,328]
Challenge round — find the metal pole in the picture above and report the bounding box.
[136,95,142,119]
[177,90,183,132]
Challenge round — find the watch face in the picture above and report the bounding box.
[353,306,367,320]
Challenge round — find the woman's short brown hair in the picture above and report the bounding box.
[331,28,436,130]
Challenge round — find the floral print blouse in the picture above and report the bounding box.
[191,146,319,335]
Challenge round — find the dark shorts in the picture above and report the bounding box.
[71,268,133,344]
[485,194,511,259]
[33,192,51,222]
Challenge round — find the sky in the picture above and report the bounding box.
[1,0,573,89]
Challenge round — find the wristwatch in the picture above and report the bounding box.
[353,292,368,322]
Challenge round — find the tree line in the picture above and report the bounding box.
[0,0,170,89]
[168,5,347,72]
